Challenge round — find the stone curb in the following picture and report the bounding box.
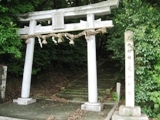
[0,116,26,120]
[104,103,118,120]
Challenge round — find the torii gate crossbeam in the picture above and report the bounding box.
[13,0,119,112]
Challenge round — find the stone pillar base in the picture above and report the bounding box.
[13,98,36,105]
[119,105,141,116]
[112,111,149,120]
[81,102,103,112]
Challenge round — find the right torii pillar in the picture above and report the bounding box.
[112,30,148,120]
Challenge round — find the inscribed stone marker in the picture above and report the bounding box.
[125,30,135,107]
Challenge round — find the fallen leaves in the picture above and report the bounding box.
[50,95,68,103]
[46,115,56,120]
[68,108,83,120]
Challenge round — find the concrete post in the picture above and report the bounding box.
[116,82,121,102]
[81,14,103,111]
[13,20,37,105]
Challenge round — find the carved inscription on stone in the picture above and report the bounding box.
[52,11,64,30]
[125,30,135,107]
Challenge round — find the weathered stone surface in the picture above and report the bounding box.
[112,111,149,120]
[81,102,103,112]
[119,105,141,117]
[13,98,36,105]
[125,30,135,107]
[0,65,7,102]
[0,66,3,85]
[52,11,64,30]
[18,0,119,22]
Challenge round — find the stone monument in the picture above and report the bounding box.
[112,30,148,120]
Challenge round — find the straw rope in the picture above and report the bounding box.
[20,27,107,47]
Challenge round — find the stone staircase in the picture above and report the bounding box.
[55,60,119,103]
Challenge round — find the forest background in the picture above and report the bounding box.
[0,0,160,119]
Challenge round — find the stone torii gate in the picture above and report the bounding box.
[13,0,119,112]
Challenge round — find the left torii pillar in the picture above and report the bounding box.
[13,20,37,105]
[81,14,103,112]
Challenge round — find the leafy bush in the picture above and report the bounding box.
[107,0,160,118]
[0,0,88,76]
[33,37,87,73]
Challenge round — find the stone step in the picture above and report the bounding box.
[56,93,105,101]
[68,84,114,89]
[67,87,104,91]
[77,77,116,82]
[77,75,116,79]
[98,83,116,87]
[58,91,88,95]
[97,68,117,71]
[98,74,116,78]
[68,85,87,88]
[98,75,116,78]
[54,60,120,103]
[97,70,115,74]
[67,84,115,88]
[64,88,112,93]
[56,93,87,99]
[58,90,108,95]
[68,79,116,85]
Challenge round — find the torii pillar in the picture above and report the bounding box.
[81,14,103,112]
[13,20,37,105]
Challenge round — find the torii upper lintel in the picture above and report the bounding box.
[18,0,119,22]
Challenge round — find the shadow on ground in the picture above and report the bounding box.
[0,59,121,120]
[0,99,114,120]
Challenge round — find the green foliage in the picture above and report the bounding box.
[112,92,118,102]
[149,91,160,118]
[7,58,24,76]
[0,24,21,58]
[107,0,160,118]
[0,0,88,75]
[0,0,38,61]
[0,0,68,60]
[149,57,160,119]
[39,37,87,71]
